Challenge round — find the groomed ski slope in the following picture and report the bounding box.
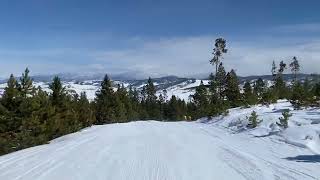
[0,101,320,180]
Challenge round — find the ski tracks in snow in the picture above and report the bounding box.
[0,121,319,180]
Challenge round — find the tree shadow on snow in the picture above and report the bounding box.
[285,155,320,163]
[269,109,290,114]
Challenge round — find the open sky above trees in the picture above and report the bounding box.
[0,0,320,78]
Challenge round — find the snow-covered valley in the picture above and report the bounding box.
[0,78,209,101]
[0,101,319,180]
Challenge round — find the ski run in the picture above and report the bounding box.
[0,100,319,180]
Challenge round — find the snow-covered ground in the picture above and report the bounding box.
[157,80,210,102]
[203,100,320,154]
[0,79,208,101]
[0,101,319,180]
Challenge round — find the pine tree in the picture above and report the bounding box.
[146,77,157,103]
[210,38,228,76]
[253,78,265,99]
[158,93,166,120]
[290,82,305,109]
[144,77,160,119]
[271,60,277,78]
[77,92,95,127]
[167,95,178,120]
[19,68,33,98]
[225,69,241,107]
[191,80,209,118]
[208,73,225,116]
[274,61,288,99]
[289,56,300,83]
[277,109,292,129]
[313,83,320,99]
[243,81,257,105]
[2,74,20,111]
[49,76,66,106]
[114,84,129,122]
[95,74,116,124]
[247,111,261,128]
[216,62,227,100]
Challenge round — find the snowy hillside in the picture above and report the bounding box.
[0,100,319,180]
[0,73,317,101]
[0,77,207,101]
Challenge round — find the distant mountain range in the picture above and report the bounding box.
[1,72,318,83]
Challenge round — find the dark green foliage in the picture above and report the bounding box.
[290,81,307,109]
[243,81,258,105]
[225,69,241,107]
[207,73,225,116]
[1,70,97,155]
[253,78,265,98]
[272,61,289,99]
[277,109,292,129]
[19,68,33,98]
[210,38,228,76]
[144,77,160,119]
[247,111,261,128]
[95,74,116,124]
[313,83,320,98]
[191,81,210,118]
[271,60,277,78]
[166,96,187,121]
[289,56,300,83]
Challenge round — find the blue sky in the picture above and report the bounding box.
[0,0,320,78]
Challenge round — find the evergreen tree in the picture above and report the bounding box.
[274,61,288,99]
[243,81,257,105]
[216,63,227,100]
[277,109,292,129]
[290,82,305,109]
[114,84,129,122]
[210,38,228,76]
[191,80,209,118]
[271,60,277,79]
[144,77,160,119]
[166,96,187,121]
[19,68,33,98]
[49,76,66,106]
[253,78,265,98]
[77,92,95,127]
[225,69,241,107]
[158,93,166,120]
[95,74,116,124]
[313,83,320,99]
[1,74,20,111]
[247,111,261,128]
[289,56,300,83]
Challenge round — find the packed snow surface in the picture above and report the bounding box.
[0,101,320,180]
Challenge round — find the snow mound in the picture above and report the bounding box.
[203,100,320,154]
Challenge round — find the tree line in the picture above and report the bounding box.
[1,38,320,155]
[0,69,189,155]
[190,38,320,120]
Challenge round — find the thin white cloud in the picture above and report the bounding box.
[1,34,320,79]
[273,23,320,33]
[94,36,320,77]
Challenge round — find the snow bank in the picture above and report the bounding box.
[203,100,320,154]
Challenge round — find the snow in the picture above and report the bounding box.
[0,100,319,180]
[203,100,320,156]
[0,79,205,101]
[157,80,210,102]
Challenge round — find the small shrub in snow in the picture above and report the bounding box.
[246,111,262,128]
[277,109,292,129]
